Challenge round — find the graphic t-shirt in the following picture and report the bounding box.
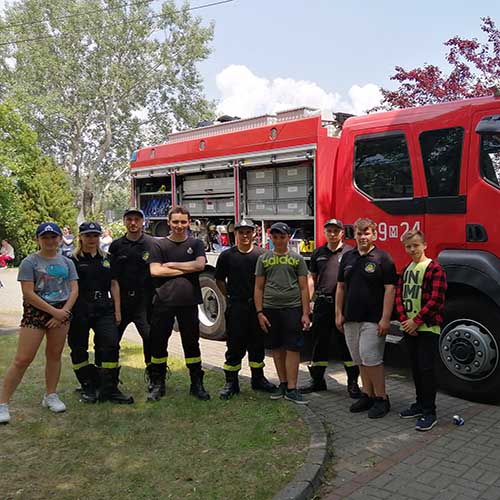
[18,253,78,304]
[255,250,308,309]
[148,236,206,307]
[215,246,265,300]
[401,259,440,334]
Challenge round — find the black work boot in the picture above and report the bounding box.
[349,393,374,413]
[299,365,327,394]
[98,367,134,404]
[250,367,277,393]
[74,364,98,404]
[345,364,362,399]
[219,371,240,400]
[147,363,166,402]
[189,369,211,401]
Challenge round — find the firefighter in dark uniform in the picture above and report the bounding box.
[147,205,210,401]
[215,219,277,400]
[68,222,134,404]
[108,208,153,384]
[300,218,361,397]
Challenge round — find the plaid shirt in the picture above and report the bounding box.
[395,260,447,327]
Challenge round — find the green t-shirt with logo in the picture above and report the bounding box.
[255,250,309,308]
[401,259,440,334]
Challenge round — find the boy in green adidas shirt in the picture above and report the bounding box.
[395,230,447,431]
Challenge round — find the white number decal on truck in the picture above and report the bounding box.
[377,221,421,241]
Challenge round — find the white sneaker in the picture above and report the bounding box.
[42,393,66,413]
[0,403,10,424]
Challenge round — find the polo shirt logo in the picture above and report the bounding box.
[364,262,376,273]
[187,247,193,254]
[142,251,150,261]
[102,258,111,268]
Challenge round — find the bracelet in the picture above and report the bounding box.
[256,310,264,316]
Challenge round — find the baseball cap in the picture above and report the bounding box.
[324,218,344,229]
[78,222,103,235]
[123,208,145,219]
[36,222,62,237]
[234,219,256,230]
[270,222,291,235]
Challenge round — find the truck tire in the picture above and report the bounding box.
[198,273,226,341]
[437,295,500,403]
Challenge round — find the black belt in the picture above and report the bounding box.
[316,294,334,303]
[83,290,111,300]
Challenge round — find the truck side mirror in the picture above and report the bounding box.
[476,114,500,134]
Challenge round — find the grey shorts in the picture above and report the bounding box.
[344,322,385,366]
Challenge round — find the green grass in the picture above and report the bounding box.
[0,336,308,500]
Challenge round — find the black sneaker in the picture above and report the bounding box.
[368,396,391,419]
[415,414,437,431]
[349,393,374,413]
[270,382,287,400]
[284,389,309,405]
[399,403,423,419]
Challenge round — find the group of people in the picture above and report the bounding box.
[0,206,446,434]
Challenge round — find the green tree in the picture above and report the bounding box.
[0,0,215,220]
[0,102,76,259]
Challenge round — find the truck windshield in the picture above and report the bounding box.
[480,134,500,188]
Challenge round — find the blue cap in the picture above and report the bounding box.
[78,221,103,235]
[270,222,291,235]
[36,222,62,237]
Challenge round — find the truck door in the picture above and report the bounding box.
[417,125,468,254]
[338,128,426,267]
[466,111,500,254]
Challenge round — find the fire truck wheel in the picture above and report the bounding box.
[198,273,226,341]
[437,296,500,403]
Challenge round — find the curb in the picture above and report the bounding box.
[272,405,329,500]
[202,361,330,500]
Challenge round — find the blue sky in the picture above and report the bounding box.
[190,0,498,116]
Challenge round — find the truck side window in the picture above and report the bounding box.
[480,134,500,188]
[354,133,413,199]
[419,127,464,197]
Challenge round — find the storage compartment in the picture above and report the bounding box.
[246,168,275,185]
[247,184,275,200]
[276,199,310,216]
[277,164,312,183]
[277,182,311,200]
[216,198,235,213]
[183,176,234,195]
[139,193,172,218]
[247,200,276,216]
[185,199,205,214]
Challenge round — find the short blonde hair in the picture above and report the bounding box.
[402,229,425,243]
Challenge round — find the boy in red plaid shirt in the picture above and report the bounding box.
[395,230,447,431]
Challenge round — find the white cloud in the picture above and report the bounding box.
[215,65,382,118]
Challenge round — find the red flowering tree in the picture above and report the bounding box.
[377,17,499,110]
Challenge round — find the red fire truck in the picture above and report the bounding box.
[130,94,500,402]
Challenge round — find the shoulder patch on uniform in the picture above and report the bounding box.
[364,262,376,273]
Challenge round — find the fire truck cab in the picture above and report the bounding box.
[130,95,500,402]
